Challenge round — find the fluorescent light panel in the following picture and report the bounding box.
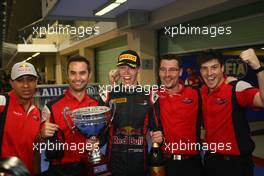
[24,57,32,62]
[115,0,127,3]
[95,3,120,16]
[94,0,127,16]
[32,52,40,57]
[23,52,41,62]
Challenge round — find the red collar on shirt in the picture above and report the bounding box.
[159,83,186,97]
[64,89,94,104]
[8,90,33,111]
[201,77,227,95]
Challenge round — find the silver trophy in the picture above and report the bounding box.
[63,103,115,176]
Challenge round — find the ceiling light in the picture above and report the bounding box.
[261,47,264,50]
[115,0,127,3]
[24,57,32,62]
[95,3,120,16]
[32,52,40,57]
[94,0,127,16]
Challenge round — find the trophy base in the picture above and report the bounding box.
[82,156,111,176]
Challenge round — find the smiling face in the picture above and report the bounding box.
[117,65,139,86]
[67,61,90,93]
[10,75,37,101]
[200,59,225,92]
[159,59,182,91]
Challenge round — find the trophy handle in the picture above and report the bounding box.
[63,107,75,131]
[97,101,116,139]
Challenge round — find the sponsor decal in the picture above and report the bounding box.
[113,136,143,145]
[181,98,193,104]
[215,98,227,105]
[112,97,127,104]
[119,54,137,62]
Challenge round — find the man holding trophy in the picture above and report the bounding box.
[41,55,103,176]
[105,50,163,176]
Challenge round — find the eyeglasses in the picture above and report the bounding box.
[159,67,180,73]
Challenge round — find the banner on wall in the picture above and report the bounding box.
[224,55,264,87]
[34,84,99,108]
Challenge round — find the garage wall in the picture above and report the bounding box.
[95,36,127,84]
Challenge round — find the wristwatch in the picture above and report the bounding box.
[254,66,264,74]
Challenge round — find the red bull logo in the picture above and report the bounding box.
[113,136,143,145]
[18,64,31,72]
[116,126,142,136]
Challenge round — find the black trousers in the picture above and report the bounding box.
[204,152,254,176]
[165,155,203,176]
[41,162,84,176]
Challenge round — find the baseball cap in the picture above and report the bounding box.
[11,62,38,80]
[117,50,141,68]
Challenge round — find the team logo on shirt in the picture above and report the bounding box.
[13,111,23,116]
[215,98,227,105]
[181,98,193,104]
[116,126,142,136]
[32,115,40,121]
[135,98,148,105]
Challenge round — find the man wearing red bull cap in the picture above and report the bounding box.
[0,62,41,175]
[100,50,163,176]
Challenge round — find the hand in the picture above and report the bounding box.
[41,121,59,138]
[240,48,261,70]
[108,69,120,85]
[150,131,163,144]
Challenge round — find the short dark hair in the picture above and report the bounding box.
[67,55,91,73]
[159,54,182,68]
[197,49,224,67]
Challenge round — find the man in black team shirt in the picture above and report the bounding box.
[101,50,163,176]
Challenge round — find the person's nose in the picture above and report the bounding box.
[165,69,171,77]
[75,73,81,81]
[22,80,29,88]
[207,68,213,76]
[124,67,130,74]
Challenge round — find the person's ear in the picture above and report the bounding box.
[65,70,69,83]
[88,72,92,81]
[137,66,142,72]
[9,79,14,89]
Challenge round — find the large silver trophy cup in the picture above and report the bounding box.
[63,103,115,176]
